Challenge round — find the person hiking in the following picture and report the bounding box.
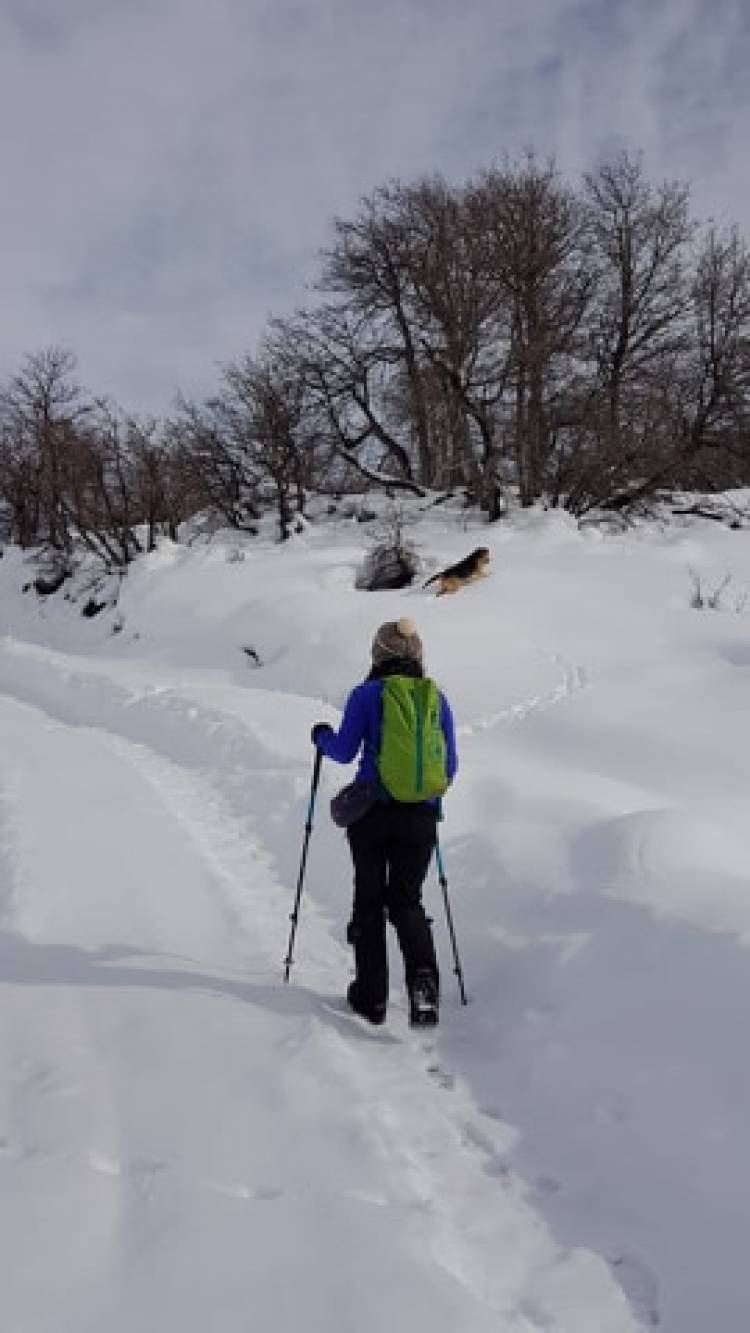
[311,618,457,1027]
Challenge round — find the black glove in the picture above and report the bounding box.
[311,722,332,746]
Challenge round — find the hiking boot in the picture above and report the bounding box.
[347,981,387,1026]
[408,968,439,1027]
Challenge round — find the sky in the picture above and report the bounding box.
[1,0,749,414]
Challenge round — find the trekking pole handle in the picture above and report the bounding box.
[304,748,323,826]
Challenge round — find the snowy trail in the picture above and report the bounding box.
[2,509,750,1330]
[1,619,749,1330]
[0,659,640,1332]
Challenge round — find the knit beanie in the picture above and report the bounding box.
[371,618,423,669]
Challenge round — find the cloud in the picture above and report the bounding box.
[0,0,748,412]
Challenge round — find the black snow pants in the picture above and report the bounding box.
[346,800,439,1012]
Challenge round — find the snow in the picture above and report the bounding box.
[1,496,750,1331]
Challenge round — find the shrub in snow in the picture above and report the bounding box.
[355,542,419,590]
[688,569,745,612]
[355,500,420,590]
[30,568,70,596]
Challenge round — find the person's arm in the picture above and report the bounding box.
[314,684,370,765]
[440,693,458,783]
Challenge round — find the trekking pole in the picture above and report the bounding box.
[435,838,468,1005]
[283,747,323,982]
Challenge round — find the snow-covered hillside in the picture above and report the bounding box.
[1,497,749,1332]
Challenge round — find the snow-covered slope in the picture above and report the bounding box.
[1,498,749,1332]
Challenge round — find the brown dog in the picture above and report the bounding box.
[423,547,490,596]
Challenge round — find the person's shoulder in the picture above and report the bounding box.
[347,678,382,704]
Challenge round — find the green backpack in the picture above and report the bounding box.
[377,675,448,802]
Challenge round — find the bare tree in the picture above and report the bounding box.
[168,396,263,531]
[136,422,195,546]
[4,150,750,547]
[475,155,595,506]
[0,410,39,546]
[679,225,750,480]
[220,348,315,540]
[584,153,693,459]
[0,347,92,553]
[319,186,437,485]
[271,305,426,494]
[51,401,143,568]
[394,177,510,515]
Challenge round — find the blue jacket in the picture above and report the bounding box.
[316,676,458,794]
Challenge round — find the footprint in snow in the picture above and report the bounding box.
[202,1179,283,1203]
[88,1151,121,1177]
[462,1121,511,1179]
[426,1062,455,1090]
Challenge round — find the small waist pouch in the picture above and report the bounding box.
[330,780,380,828]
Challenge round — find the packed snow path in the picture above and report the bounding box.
[0,653,638,1333]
